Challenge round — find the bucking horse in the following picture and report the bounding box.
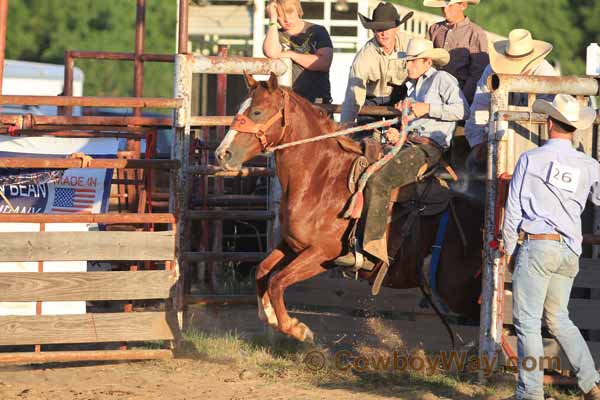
[215,72,484,343]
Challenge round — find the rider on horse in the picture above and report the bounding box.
[335,37,470,271]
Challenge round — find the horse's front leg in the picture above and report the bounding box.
[268,246,327,342]
[256,243,288,328]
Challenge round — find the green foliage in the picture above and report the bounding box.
[6,0,176,97]
[4,0,597,98]
[395,0,593,75]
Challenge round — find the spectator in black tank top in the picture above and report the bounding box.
[262,0,333,104]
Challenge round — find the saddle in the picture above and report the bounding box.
[337,136,383,193]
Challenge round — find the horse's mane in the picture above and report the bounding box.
[256,82,340,134]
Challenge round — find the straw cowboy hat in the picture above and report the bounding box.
[359,2,413,30]
[423,0,480,7]
[533,94,596,130]
[403,38,450,66]
[490,29,553,74]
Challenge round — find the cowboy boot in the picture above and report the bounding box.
[583,385,600,400]
[334,251,376,271]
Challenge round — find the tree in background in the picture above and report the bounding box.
[5,0,176,98]
[396,0,589,75]
[3,0,597,98]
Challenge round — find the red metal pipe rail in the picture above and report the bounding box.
[133,0,146,118]
[69,51,174,62]
[0,213,175,224]
[0,95,183,108]
[0,129,147,139]
[0,158,179,169]
[0,114,172,128]
[178,0,189,55]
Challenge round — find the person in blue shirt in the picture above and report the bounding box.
[502,94,600,400]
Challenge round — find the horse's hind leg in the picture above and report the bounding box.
[268,247,326,342]
[256,244,287,328]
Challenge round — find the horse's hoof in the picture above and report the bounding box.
[291,322,314,343]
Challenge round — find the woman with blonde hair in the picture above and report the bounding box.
[262,0,333,103]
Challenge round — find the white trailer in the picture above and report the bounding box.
[1,59,84,115]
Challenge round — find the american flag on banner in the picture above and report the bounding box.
[51,187,97,213]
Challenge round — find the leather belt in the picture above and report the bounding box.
[519,231,562,242]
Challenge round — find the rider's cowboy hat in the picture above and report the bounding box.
[423,0,480,7]
[358,2,413,31]
[533,94,596,130]
[403,38,450,67]
[490,29,553,74]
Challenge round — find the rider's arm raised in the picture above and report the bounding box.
[263,3,283,58]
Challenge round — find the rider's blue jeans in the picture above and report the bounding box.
[512,238,600,399]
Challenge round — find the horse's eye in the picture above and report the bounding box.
[252,110,261,116]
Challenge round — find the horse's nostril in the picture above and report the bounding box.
[217,150,232,163]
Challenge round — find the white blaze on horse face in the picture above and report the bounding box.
[215,97,252,162]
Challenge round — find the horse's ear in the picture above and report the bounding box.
[243,71,258,90]
[266,72,279,93]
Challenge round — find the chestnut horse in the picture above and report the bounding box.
[215,73,483,342]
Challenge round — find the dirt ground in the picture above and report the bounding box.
[0,305,583,400]
[0,357,490,400]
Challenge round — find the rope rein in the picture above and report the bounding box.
[265,116,400,153]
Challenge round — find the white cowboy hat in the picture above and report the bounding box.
[403,38,450,67]
[533,94,596,130]
[489,29,553,74]
[423,0,480,7]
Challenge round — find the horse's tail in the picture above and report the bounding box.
[418,284,456,350]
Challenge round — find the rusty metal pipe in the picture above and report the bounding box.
[178,0,189,54]
[192,55,289,76]
[0,95,183,108]
[0,129,147,139]
[0,0,7,98]
[68,51,174,62]
[133,0,146,118]
[0,114,172,127]
[0,213,175,224]
[490,74,600,96]
[61,51,75,116]
[499,110,600,125]
[0,158,179,169]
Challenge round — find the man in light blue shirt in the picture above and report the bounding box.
[502,94,600,400]
[335,38,469,270]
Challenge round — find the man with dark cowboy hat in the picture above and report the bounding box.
[340,2,413,127]
[336,38,469,271]
[502,94,600,400]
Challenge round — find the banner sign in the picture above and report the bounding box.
[0,136,119,316]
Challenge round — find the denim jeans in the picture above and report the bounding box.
[512,239,600,399]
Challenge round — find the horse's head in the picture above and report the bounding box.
[216,72,290,171]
